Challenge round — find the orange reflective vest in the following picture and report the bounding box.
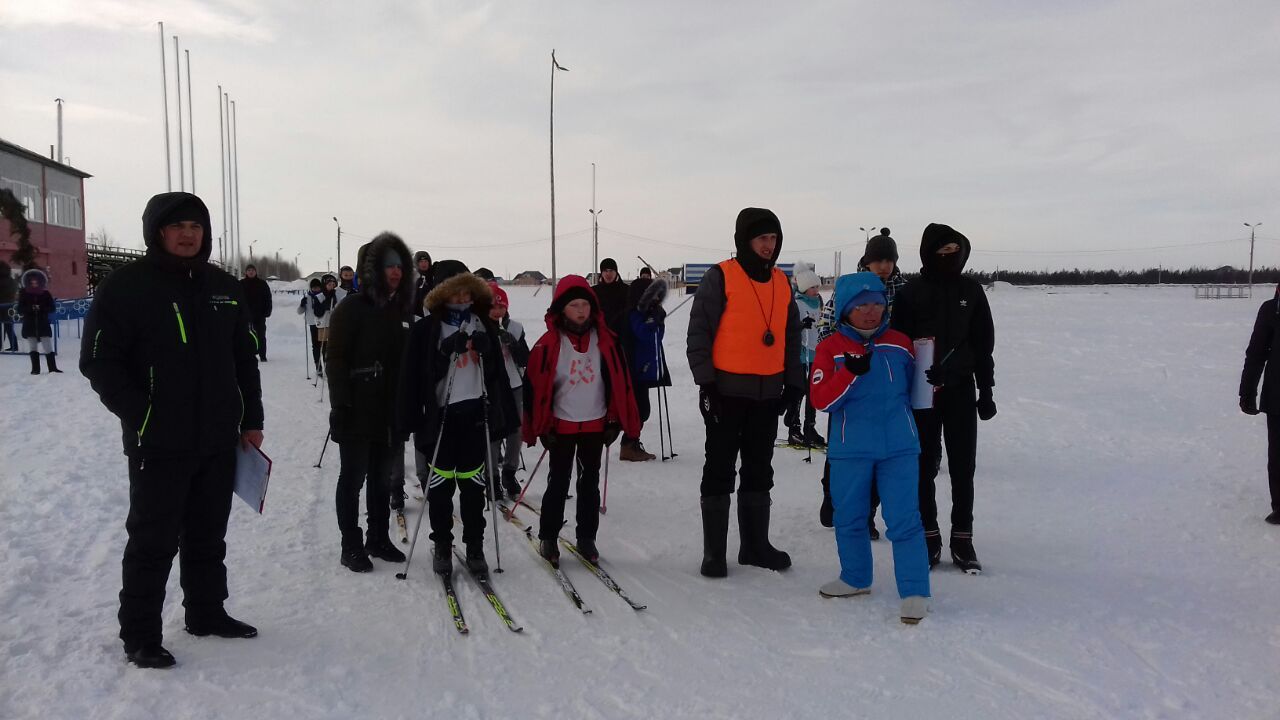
[712,259,789,375]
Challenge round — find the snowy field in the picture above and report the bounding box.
[2,282,1279,720]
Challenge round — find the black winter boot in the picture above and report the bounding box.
[803,425,826,448]
[465,543,488,577]
[786,425,806,447]
[539,538,561,566]
[925,530,942,569]
[432,542,453,575]
[700,495,730,578]
[366,535,406,563]
[950,532,983,575]
[45,352,63,373]
[737,491,791,570]
[576,538,600,565]
[502,467,521,499]
[125,643,176,669]
[185,613,258,638]
[340,546,373,573]
[29,351,40,375]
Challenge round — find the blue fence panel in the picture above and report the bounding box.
[682,262,796,295]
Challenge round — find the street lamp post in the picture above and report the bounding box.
[589,162,602,279]
[550,50,569,286]
[1246,222,1263,290]
[859,226,876,242]
[333,216,341,271]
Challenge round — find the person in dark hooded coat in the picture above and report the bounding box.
[326,232,414,573]
[686,207,804,578]
[17,268,59,374]
[592,257,630,339]
[1239,285,1280,525]
[619,276,670,461]
[80,191,264,668]
[239,265,272,361]
[891,223,996,573]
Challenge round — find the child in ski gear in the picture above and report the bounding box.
[327,235,414,573]
[620,277,671,461]
[524,275,640,565]
[686,207,804,577]
[338,265,358,293]
[488,281,530,498]
[784,264,823,447]
[412,250,433,319]
[311,274,346,376]
[892,223,996,573]
[298,278,323,374]
[397,266,512,576]
[17,269,59,374]
[810,271,929,623]
[80,191,264,668]
[1240,284,1280,525]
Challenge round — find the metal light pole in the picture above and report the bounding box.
[859,225,876,241]
[333,217,341,270]
[589,162,602,277]
[159,22,171,190]
[1246,222,1263,290]
[231,99,242,275]
[173,36,184,191]
[550,50,569,285]
[186,49,195,194]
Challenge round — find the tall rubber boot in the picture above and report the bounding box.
[46,352,63,373]
[737,491,791,570]
[29,351,40,375]
[819,462,834,528]
[699,495,730,578]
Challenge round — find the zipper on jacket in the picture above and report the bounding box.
[885,355,893,383]
[92,329,102,359]
[137,365,155,446]
[172,303,188,344]
[904,406,917,438]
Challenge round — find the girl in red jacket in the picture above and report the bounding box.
[524,276,640,565]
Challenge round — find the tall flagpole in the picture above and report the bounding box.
[159,22,171,191]
[232,99,243,276]
[218,84,227,267]
[186,49,195,194]
[550,50,568,286]
[173,36,184,191]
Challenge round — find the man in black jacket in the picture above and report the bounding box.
[411,251,433,319]
[81,192,265,669]
[892,223,996,574]
[327,233,414,572]
[1239,286,1280,525]
[239,264,272,361]
[592,258,630,340]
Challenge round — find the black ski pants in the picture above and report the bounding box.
[1267,413,1280,513]
[700,394,779,497]
[541,432,605,542]
[119,449,235,650]
[308,325,322,370]
[335,438,392,550]
[914,379,978,535]
[427,402,488,546]
[251,318,267,360]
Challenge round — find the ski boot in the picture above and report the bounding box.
[501,467,522,499]
[786,425,807,448]
[539,537,560,566]
[432,542,453,575]
[576,538,600,565]
[925,530,942,569]
[950,532,982,575]
[465,543,488,577]
[802,426,826,448]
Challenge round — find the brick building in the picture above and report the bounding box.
[0,138,91,298]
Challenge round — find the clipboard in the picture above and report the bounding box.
[911,338,936,410]
[234,443,272,514]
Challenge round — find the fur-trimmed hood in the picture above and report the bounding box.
[355,232,414,312]
[424,271,493,320]
[637,278,668,312]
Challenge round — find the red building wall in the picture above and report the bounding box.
[1,177,87,299]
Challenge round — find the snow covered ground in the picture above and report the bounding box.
[2,283,1279,719]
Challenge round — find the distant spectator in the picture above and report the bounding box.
[0,261,17,351]
[298,278,324,375]
[17,269,59,374]
[1240,284,1280,525]
[239,265,272,362]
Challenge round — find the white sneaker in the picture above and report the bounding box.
[819,578,871,598]
[900,596,929,624]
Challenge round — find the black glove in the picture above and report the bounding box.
[469,330,491,354]
[539,431,558,449]
[977,388,998,421]
[698,384,720,421]
[498,329,515,346]
[800,316,814,329]
[842,350,873,377]
[1242,395,1261,416]
[924,366,944,387]
[779,385,805,416]
[445,330,470,355]
[299,297,308,309]
[602,422,622,446]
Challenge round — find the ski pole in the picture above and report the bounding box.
[398,354,460,581]
[314,429,331,468]
[669,294,694,315]
[511,447,548,517]
[304,314,311,381]
[662,384,677,459]
[600,442,610,515]
[476,348,504,574]
[657,386,667,461]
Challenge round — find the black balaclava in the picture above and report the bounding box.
[733,207,783,283]
[920,223,971,279]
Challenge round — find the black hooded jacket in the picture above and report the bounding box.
[80,192,264,458]
[239,274,273,322]
[891,223,995,390]
[1241,289,1280,413]
[326,232,414,443]
[592,276,630,339]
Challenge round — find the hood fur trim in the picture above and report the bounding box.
[356,232,414,312]
[425,272,493,318]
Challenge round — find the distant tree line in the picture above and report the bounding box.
[242,253,302,281]
[939,266,1280,286]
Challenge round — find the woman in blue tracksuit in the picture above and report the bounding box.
[809,271,930,624]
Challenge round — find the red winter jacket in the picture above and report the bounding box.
[523,276,641,446]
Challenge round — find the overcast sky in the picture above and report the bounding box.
[3,1,1278,276]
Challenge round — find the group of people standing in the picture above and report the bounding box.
[78,189,1001,669]
[688,208,997,624]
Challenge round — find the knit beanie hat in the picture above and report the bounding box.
[600,258,619,273]
[489,281,509,309]
[861,227,898,265]
[793,264,821,293]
